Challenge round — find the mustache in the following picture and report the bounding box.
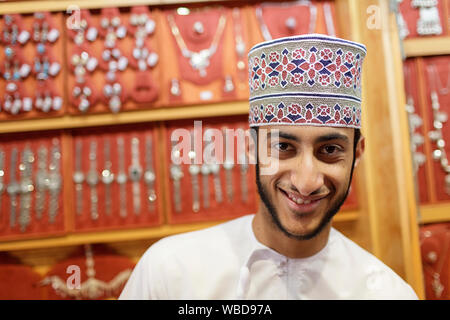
[276,182,330,198]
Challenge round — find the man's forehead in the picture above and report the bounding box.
[260,125,354,142]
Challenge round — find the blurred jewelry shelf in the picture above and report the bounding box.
[0,210,359,251]
[0,101,248,134]
[0,0,232,14]
[420,202,450,224]
[403,37,450,58]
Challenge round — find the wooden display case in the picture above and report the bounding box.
[0,0,429,299]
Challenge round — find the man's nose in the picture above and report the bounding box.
[290,153,324,197]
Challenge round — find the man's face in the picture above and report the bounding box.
[254,125,363,241]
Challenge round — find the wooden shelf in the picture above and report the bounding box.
[419,202,450,224]
[0,101,249,134]
[0,210,359,252]
[0,0,230,14]
[403,37,450,58]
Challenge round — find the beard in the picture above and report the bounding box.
[255,156,356,241]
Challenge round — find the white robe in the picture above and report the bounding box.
[119,214,418,300]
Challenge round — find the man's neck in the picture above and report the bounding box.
[251,210,331,259]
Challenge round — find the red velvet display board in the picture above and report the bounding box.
[420,222,450,300]
[71,124,163,231]
[70,123,163,232]
[0,131,66,241]
[421,56,450,203]
[65,7,163,115]
[0,253,44,299]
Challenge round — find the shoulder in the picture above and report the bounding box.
[330,228,419,300]
[147,214,255,261]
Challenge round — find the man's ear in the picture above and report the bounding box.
[354,135,365,168]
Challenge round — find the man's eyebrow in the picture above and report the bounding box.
[315,133,350,144]
[265,131,300,142]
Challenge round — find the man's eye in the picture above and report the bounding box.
[274,142,291,151]
[320,145,342,155]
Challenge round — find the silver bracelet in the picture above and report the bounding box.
[188,130,200,212]
[73,140,84,216]
[117,136,127,218]
[129,137,143,215]
[170,140,183,213]
[223,128,234,203]
[0,148,5,220]
[144,135,157,212]
[86,140,99,221]
[7,147,19,228]
[36,145,49,219]
[48,140,62,224]
[19,145,34,232]
[101,138,114,216]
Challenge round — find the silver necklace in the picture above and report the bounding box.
[167,13,227,78]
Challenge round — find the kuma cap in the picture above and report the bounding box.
[248,34,367,129]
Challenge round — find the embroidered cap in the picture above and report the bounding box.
[248,34,366,128]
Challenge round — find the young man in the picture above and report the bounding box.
[119,34,418,299]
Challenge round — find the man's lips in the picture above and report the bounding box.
[279,188,327,213]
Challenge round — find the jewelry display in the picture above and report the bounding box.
[0,149,4,214]
[117,137,127,218]
[99,8,128,113]
[421,228,450,298]
[71,50,98,112]
[101,139,114,216]
[86,140,99,221]
[69,9,98,46]
[73,140,84,216]
[19,146,34,232]
[170,78,181,97]
[32,13,62,113]
[223,75,235,94]
[395,0,410,40]
[40,244,132,299]
[48,140,61,224]
[188,130,200,212]
[204,129,223,204]
[255,1,317,41]
[427,64,450,194]
[2,48,32,115]
[170,139,183,213]
[35,145,49,219]
[68,10,98,113]
[413,0,442,36]
[167,12,227,78]
[2,14,30,45]
[222,128,234,203]
[404,64,425,174]
[200,158,210,209]
[144,135,157,212]
[129,7,158,71]
[239,151,249,204]
[7,147,19,227]
[129,137,143,215]
[232,8,247,82]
